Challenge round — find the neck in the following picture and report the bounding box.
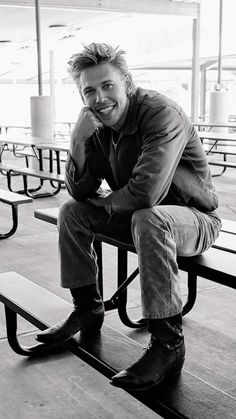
[112,97,129,132]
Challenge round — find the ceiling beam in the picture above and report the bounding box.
[0,0,200,17]
[130,54,236,71]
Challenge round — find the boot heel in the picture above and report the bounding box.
[172,357,185,376]
[80,309,104,336]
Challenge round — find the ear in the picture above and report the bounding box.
[79,87,86,105]
[125,74,133,94]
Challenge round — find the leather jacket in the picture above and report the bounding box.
[65,87,219,214]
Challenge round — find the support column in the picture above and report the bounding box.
[191,5,201,122]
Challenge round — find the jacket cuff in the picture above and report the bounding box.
[65,153,88,183]
[65,153,77,179]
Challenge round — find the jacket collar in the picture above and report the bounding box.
[121,88,139,135]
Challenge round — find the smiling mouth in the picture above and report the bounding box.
[96,105,115,116]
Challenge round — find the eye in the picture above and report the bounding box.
[103,83,113,90]
[84,89,94,97]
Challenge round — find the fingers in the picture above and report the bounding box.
[84,108,103,128]
[72,107,103,141]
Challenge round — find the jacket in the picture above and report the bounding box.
[65,87,219,214]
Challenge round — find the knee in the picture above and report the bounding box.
[59,198,75,224]
[131,208,167,236]
[58,198,88,226]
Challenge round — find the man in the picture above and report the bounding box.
[36,42,221,391]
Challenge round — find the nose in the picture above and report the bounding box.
[95,89,107,103]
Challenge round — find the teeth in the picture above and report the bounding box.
[98,106,113,114]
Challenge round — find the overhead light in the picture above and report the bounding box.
[19,39,36,50]
[0,40,12,50]
[48,24,77,42]
[60,34,76,40]
[48,24,68,42]
[48,24,67,29]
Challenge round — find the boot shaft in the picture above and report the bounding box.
[148,313,183,343]
[70,282,102,310]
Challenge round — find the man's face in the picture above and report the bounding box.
[79,63,129,128]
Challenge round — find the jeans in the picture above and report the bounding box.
[58,198,221,319]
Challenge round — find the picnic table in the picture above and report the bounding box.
[198,131,236,144]
[198,131,236,176]
[0,135,69,197]
[192,121,236,132]
[0,124,31,135]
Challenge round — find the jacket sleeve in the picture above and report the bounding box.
[64,136,104,201]
[104,105,188,213]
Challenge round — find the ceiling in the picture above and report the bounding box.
[0,0,200,46]
[0,5,126,47]
[0,4,130,81]
[0,0,205,93]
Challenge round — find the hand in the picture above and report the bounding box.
[72,107,103,144]
[89,196,113,215]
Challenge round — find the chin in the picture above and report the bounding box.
[103,118,118,127]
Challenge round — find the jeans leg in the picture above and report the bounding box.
[58,198,109,288]
[58,198,132,289]
[131,205,221,319]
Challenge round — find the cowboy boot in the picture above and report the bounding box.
[110,313,185,391]
[35,283,104,345]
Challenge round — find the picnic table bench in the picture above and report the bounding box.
[0,188,32,239]
[198,131,236,175]
[0,163,65,198]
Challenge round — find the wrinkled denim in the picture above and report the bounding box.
[58,198,221,319]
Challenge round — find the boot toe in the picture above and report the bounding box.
[110,338,185,391]
[110,366,180,391]
[35,322,70,344]
[35,306,104,345]
[110,369,141,390]
[111,369,158,391]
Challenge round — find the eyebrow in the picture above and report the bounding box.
[83,79,114,93]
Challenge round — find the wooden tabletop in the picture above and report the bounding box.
[192,121,236,129]
[0,135,70,151]
[0,135,56,147]
[198,131,236,141]
[35,141,70,152]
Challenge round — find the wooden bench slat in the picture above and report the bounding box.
[0,272,72,329]
[0,163,65,183]
[213,231,236,253]
[205,149,236,156]
[208,160,236,168]
[206,149,236,155]
[221,218,236,235]
[178,247,236,288]
[0,188,32,205]
[34,207,59,225]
